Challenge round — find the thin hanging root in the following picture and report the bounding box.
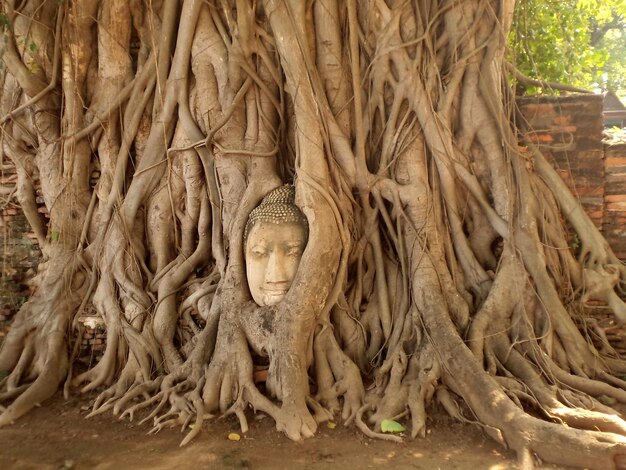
[355,404,403,443]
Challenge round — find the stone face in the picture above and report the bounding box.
[245,221,307,307]
[244,185,309,307]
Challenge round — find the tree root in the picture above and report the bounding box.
[3,3,626,470]
[0,255,84,427]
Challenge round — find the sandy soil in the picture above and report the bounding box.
[0,392,574,470]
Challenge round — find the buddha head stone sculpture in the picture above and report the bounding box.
[244,185,309,306]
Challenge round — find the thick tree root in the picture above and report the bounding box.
[0,256,85,427]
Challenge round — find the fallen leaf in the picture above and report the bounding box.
[228,433,241,441]
[380,419,406,433]
[326,422,336,429]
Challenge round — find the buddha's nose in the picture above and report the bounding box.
[264,251,289,284]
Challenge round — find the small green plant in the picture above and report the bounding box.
[570,232,581,251]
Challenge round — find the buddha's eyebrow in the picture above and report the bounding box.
[249,242,267,249]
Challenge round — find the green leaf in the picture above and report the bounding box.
[510,0,626,93]
[380,419,406,433]
[51,230,59,241]
[0,14,10,29]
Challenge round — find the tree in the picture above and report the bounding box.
[2,1,626,468]
[511,0,626,93]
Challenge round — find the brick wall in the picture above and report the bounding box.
[604,143,626,259]
[518,94,606,229]
[0,166,44,322]
[518,93,626,259]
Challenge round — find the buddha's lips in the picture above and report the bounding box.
[263,289,288,295]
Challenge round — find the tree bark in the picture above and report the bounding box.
[2,1,626,468]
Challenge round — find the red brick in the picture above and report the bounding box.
[605,194,626,203]
[536,134,555,142]
[606,157,626,167]
[554,116,571,126]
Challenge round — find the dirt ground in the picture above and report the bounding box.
[0,392,574,470]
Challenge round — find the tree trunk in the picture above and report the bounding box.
[2,1,626,468]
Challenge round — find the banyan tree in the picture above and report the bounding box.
[2,1,626,468]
